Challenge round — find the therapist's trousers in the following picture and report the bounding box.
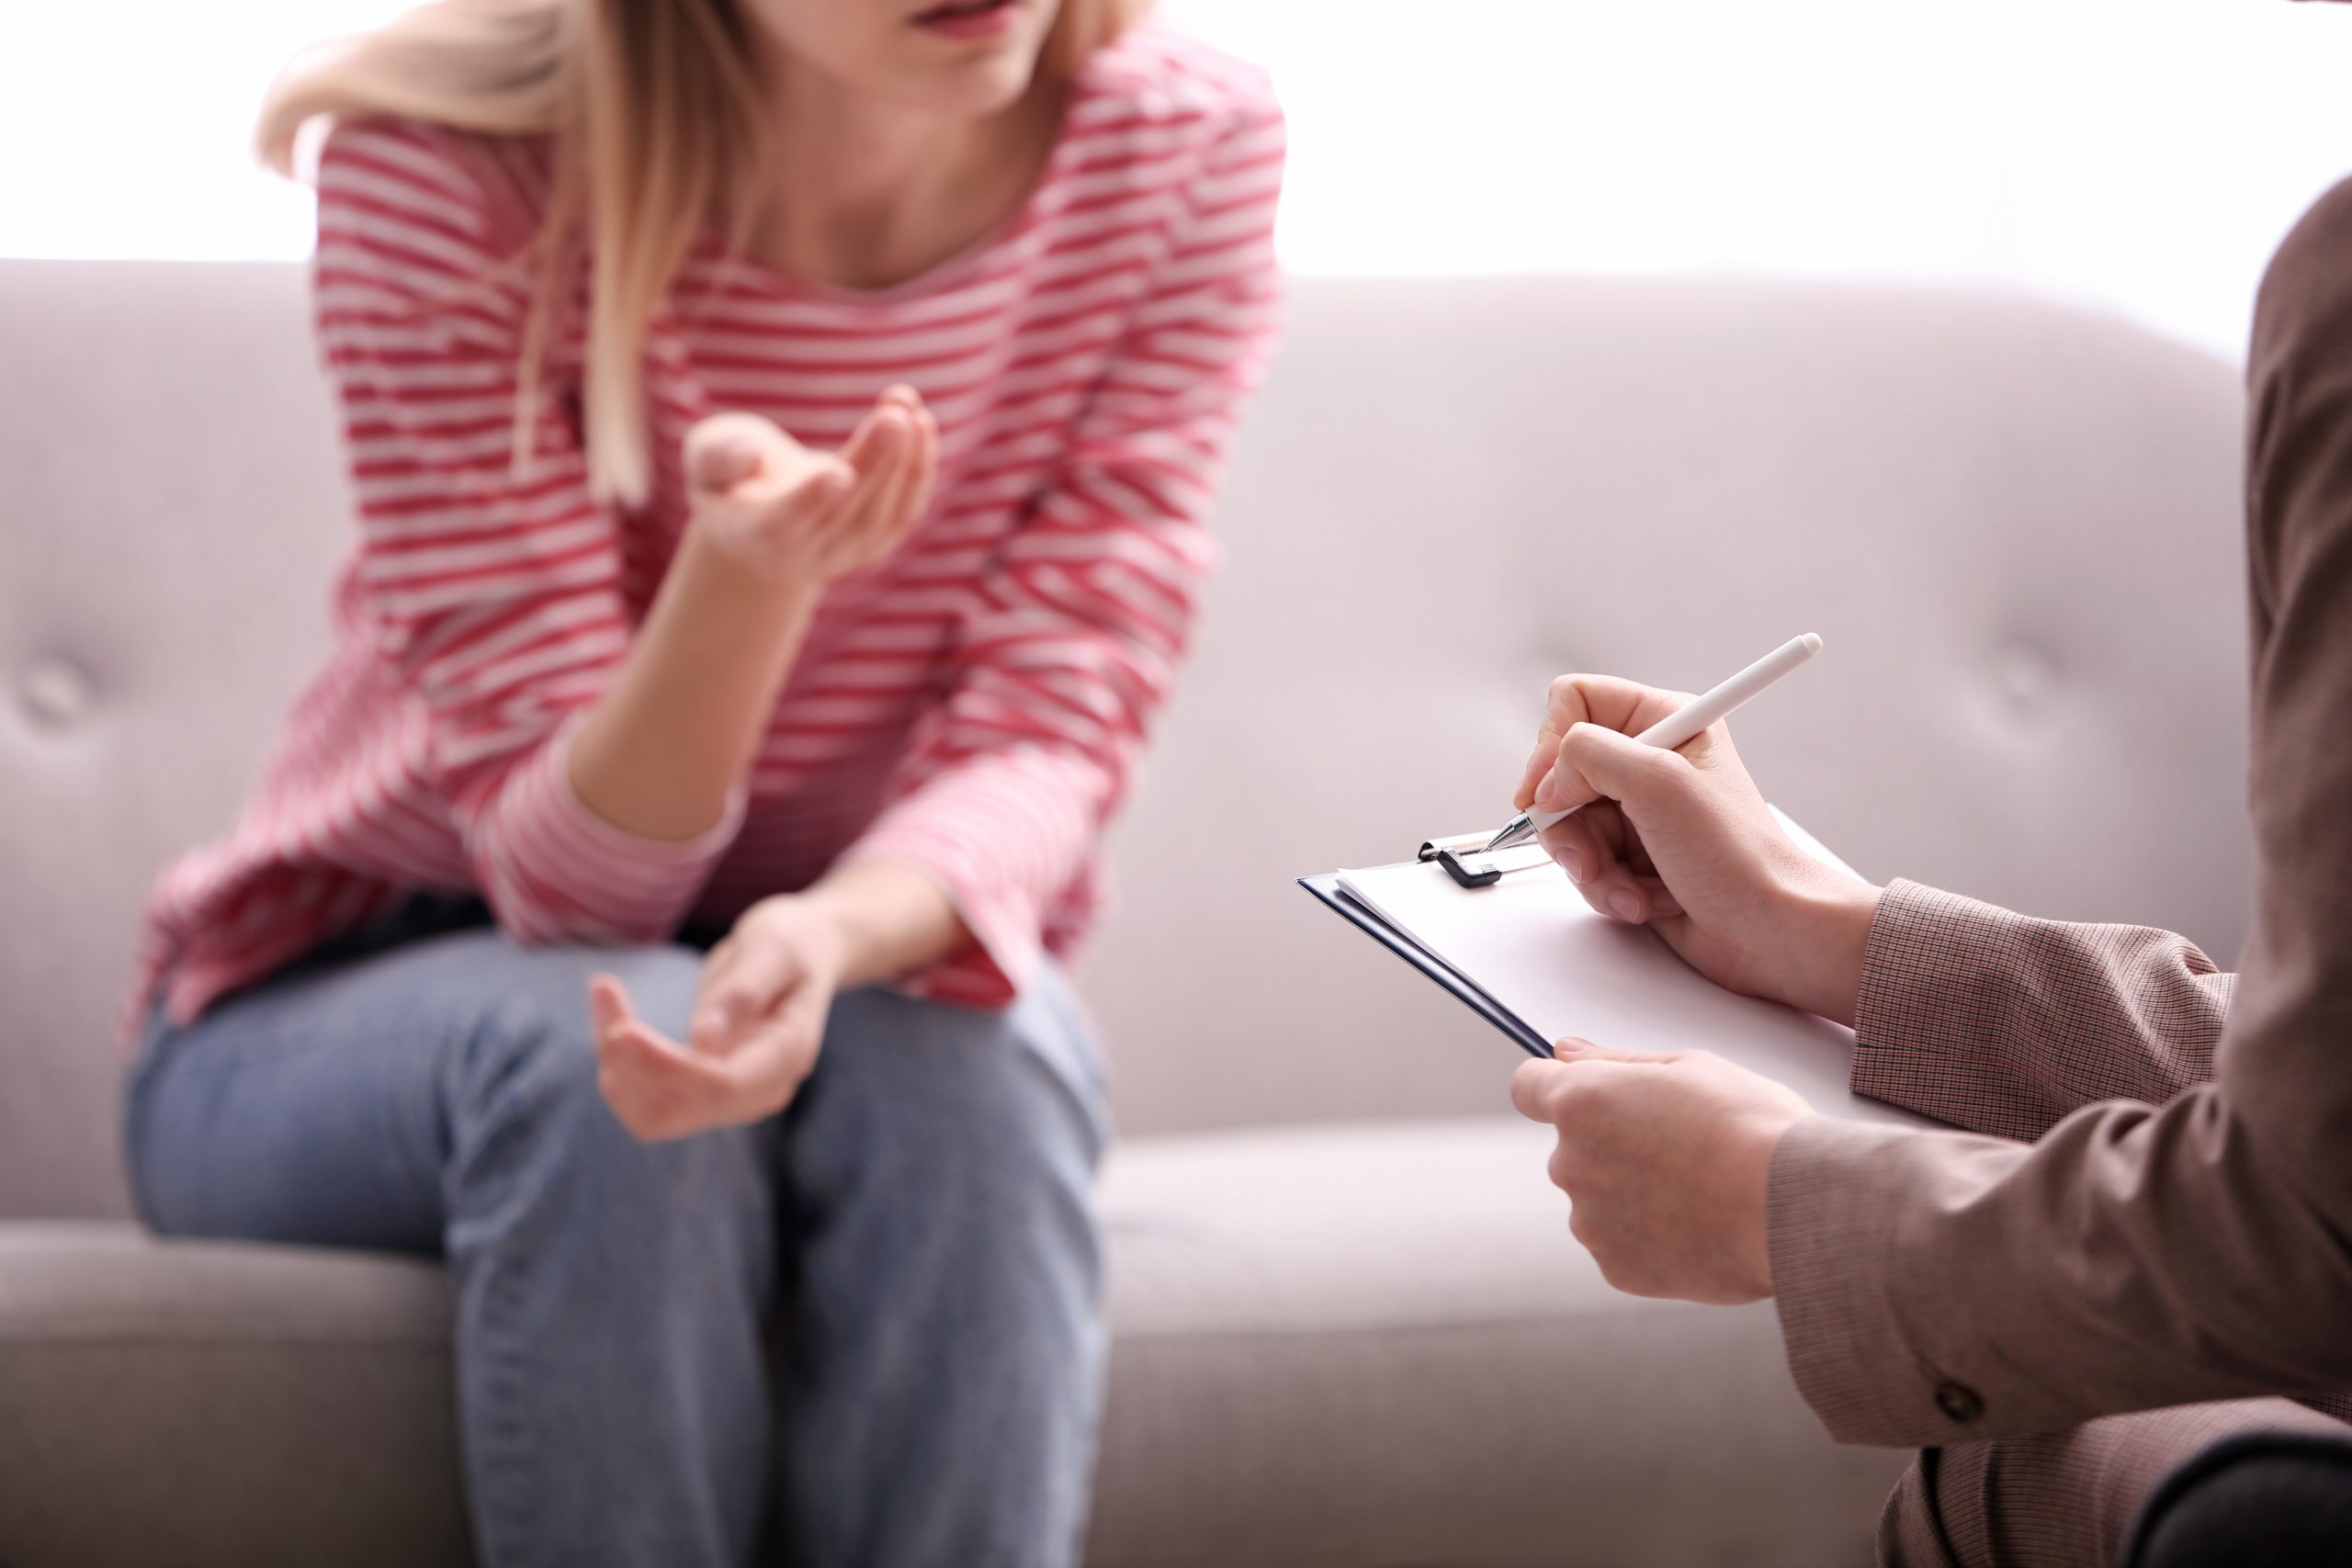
[125,901,1110,1568]
[1882,1395,2352,1567]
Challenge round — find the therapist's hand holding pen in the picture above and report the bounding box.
[1511,671,1884,1026]
[1506,651,1889,1308]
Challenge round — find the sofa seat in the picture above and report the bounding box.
[0,1118,1899,1567]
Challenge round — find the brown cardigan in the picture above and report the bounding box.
[1765,175,2352,1450]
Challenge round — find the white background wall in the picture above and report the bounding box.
[5,0,2350,359]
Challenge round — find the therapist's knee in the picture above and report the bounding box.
[2132,1437,2352,1568]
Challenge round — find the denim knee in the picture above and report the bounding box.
[439,942,689,1122]
[786,977,1106,1259]
[434,940,776,1243]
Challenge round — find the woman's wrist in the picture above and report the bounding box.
[673,506,824,623]
[799,862,973,989]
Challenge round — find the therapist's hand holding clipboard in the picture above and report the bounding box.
[1503,635,1888,1308]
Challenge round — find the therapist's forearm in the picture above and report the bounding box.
[569,524,815,841]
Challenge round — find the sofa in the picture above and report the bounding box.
[0,262,2252,1565]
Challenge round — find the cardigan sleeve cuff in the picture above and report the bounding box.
[1768,1112,2039,1448]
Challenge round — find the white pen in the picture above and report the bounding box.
[1483,632,1826,853]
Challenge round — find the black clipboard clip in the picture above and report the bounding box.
[1416,833,1546,890]
[1433,846,1502,888]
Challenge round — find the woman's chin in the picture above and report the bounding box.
[902,46,1045,118]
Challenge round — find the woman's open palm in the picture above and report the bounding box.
[684,385,940,586]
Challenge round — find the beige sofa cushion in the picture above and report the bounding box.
[0,1121,1903,1568]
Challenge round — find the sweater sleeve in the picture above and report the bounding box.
[313,119,740,945]
[837,81,1286,1005]
[1844,880,2233,1141]
[1764,178,2352,1450]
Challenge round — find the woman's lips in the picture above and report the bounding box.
[910,0,1020,41]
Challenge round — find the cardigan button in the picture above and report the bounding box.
[1934,1381,1984,1424]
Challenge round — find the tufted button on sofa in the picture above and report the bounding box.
[17,656,98,730]
[0,263,2249,1566]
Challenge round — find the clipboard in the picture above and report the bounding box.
[1300,872,1554,1058]
[1299,812,1933,1125]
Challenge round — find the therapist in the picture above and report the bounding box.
[1507,175,2352,1562]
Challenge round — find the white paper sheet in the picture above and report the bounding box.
[1333,838,1928,1126]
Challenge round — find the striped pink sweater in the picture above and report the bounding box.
[133,29,1284,1026]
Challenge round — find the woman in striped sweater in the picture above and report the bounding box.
[123,1,1283,1562]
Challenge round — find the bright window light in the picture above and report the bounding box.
[4,0,2349,359]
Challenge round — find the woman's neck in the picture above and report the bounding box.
[749,59,1063,293]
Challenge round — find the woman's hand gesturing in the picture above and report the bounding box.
[588,896,848,1142]
[684,384,940,586]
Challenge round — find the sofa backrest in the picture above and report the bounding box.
[0,264,2251,1217]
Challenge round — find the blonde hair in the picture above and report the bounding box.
[260,0,1145,504]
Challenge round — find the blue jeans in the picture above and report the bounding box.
[125,902,1110,1568]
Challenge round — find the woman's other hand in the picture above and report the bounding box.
[589,895,847,1142]
[1515,673,1882,1026]
[684,385,941,586]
